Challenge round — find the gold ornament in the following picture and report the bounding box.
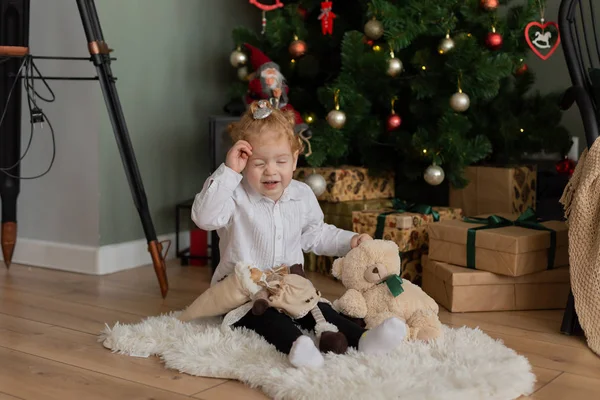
[229,47,247,68]
[327,89,346,129]
[438,33,455,54]
[387,49,403,77]
[289,34,307,58]
[424,163,445,186]
[364,17,384,40]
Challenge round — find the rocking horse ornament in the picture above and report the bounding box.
[525,0,561,60]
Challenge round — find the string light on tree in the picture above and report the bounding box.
[326,89,346,129]
[424,163,445,186]
[386,96,402,131]
[485,26,503,50]
[305,170,327,196]
[450,74,470,112]
[289,34,307,58]
[364,16,384,40]
[438,33,455,54]
[230,46,247,67]
[387,48,403,77]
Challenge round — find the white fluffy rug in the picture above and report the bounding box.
[99,312,535,400]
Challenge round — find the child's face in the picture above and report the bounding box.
[244,131,298,201]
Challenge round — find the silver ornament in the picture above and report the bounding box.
[230,49,247,68]
[305,173,327,196]
[424,164,445,186]
[364,18,384,40]
[387,57,403,77]
[327,109,347,129]
[438,36,455,54]
[237,66,249,81]
[450,91,470,112]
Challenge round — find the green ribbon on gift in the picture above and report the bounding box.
[463,207,556,270]
[383,274,404,297]
[374,199,440,239]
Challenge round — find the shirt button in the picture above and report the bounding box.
[277,235,282,240]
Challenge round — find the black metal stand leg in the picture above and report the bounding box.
[560,290,582,335]
[0,0,29,268]
[75,0,168,297]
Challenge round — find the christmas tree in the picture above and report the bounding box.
[227,0,571,189]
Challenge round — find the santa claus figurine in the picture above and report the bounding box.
[243,43,312,139]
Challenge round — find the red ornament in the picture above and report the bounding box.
[362,36,374,46]
[486,31,503,50]
[556,158,576,175]
[480,0,499,10]
[319,1,336,35]
[297,5,308,19]
[289,38,307,57]
[386,113,402,131]
[515,63,528,75]
[525,21,561,60]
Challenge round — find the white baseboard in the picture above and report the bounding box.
[0,231,190,275]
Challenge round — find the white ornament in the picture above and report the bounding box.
[438,35,455,54]
[424,164,445,186]
[326,110,347,129]
[230,49,247,68]
[305,173,327,196]
[387,57,403,77]
[450,91,470,112]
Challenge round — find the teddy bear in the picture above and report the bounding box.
[177,262,348,354]
[331,239,443,342]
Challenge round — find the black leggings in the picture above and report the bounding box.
[233,302,366,354]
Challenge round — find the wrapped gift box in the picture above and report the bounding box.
[321,198,394,231]
[294,166,394,203]
[422,256,570,312]
[352,205,463,252]
[427,213,569,277]
[449,165,536,216]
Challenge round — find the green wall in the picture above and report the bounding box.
[96,0,255,245]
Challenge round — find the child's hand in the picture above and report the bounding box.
[351,233,373,249]
[225,140,253,173]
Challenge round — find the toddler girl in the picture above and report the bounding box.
[191,100,407,368]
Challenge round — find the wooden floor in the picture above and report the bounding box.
[1,261,599,400]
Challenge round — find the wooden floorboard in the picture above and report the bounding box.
[1,261,599,399]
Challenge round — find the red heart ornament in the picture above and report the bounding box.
[525,21,561,60]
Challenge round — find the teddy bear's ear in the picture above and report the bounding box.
[331,257,343,279]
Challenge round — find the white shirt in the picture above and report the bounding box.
[191,163,356,286]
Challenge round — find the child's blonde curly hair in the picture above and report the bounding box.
[228,100,306,155]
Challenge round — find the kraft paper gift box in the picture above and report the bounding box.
[352,203,463,252]
[351,202,463,286]
[303,199,394,275]
[294,166,394,203]
[427,210,569,277]
[422,256,570,312]
[449,165,537,216]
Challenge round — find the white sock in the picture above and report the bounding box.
[289,335,324,368]
[358,317,408,355]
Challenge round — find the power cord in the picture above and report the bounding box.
[0,54,56,179]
